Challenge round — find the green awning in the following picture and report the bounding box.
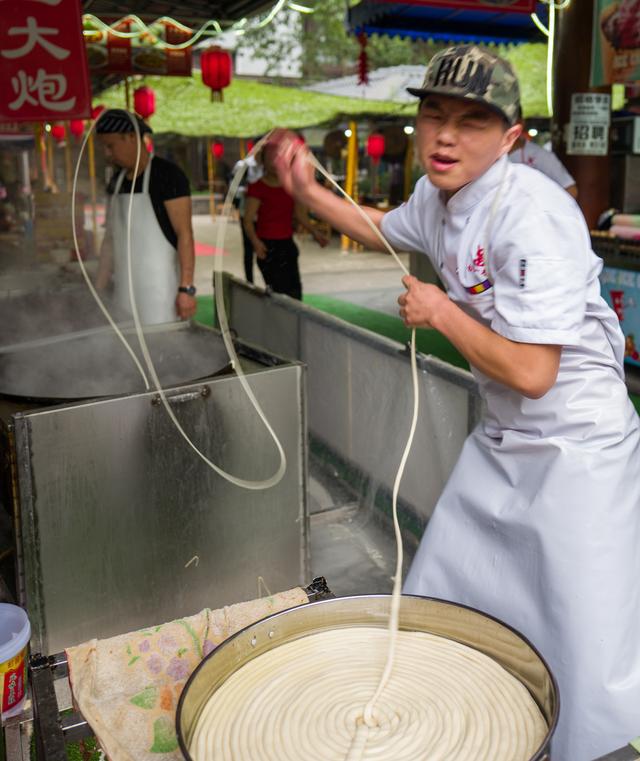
[98,76,416,137]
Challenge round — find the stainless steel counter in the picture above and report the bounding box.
[0,323,309,654]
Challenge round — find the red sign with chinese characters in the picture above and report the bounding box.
[373,0,536,12]
[0,0,92,123]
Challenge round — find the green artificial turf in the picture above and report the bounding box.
[195,292,640,413]
[195,294,215,327]
[303,294,469,370]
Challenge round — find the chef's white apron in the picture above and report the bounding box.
[403,255,640,759]
[109,157,179,325]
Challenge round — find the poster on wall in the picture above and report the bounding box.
[601,265,640,367]
[591,0,640,86]
[0,0,91,123]
[566,92,611,155]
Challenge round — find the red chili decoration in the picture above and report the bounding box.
[50,124,66,143]
[247,140,255,154]
[211,140,224,159]
[201,48,232,102]
[69,119,85,139]
[357,31,369,86]
[367,132,385,164]
[133,86,156,120]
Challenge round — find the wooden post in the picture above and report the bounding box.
[124,77,131,111]
[552,0,611,228]
[239,137,246,159]
[341,121,358,252]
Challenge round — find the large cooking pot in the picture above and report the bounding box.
[0,284,237,401]
[0,321,233,401]
[176,594,559,761]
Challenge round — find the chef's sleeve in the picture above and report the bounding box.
[490,211,588,346]
[380,177,433,256]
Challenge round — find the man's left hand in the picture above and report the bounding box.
[398,275,449,329]
[176,292,197,320]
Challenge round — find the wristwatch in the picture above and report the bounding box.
[178,285,197,296]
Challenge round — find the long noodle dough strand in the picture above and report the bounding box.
[188,146,533,761]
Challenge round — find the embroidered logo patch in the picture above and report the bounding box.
[467,245,486,275]
[465,245,491,294]
[519,258,527,288]
[466,279,493,295]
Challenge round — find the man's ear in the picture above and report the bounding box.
[501,122,523,154]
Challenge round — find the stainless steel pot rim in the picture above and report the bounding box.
[176,593,560,761]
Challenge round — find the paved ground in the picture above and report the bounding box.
[192,214,409,317]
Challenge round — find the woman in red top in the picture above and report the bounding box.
[243,143,327,300]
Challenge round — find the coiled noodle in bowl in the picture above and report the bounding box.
[177,596,558,761]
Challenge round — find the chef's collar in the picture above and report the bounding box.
[441,154,510,215]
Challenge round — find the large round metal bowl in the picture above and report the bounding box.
[176,594,559,761]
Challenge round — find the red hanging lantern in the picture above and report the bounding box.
[367,133,385,164]
[211,140,224,160]
[134,86,156,120]
[357,32,369,86]
[69,119,85,140]
[50,124,66,144]
[91,104,106,121]
[201,47,232,102]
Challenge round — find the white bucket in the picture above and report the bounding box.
[0,604,30,721]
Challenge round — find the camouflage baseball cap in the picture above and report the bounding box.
[407,44,521,126]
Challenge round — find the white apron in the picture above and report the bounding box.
[382,159,640,761]
[109,157,179,325]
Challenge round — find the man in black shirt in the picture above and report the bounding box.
[96,109,197,324]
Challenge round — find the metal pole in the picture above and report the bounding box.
[46,131,57,192]
[341,120,358,252]
[34,123,47,189]
[88,131,99,256]
[403,134,414,201]
[63,125,72,193]
[207,138,215,218]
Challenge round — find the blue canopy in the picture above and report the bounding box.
[348,1,549,45]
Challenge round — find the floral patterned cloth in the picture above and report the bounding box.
[67,587,309,761]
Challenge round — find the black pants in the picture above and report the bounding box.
[241,225,254,284]
[256,237,302,300]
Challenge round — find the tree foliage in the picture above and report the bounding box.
[237,0,443,81]
[236,0,549,115]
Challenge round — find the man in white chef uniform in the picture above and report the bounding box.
[508,106,578,198]
[273,45,640,761]
[96,109,197,324]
